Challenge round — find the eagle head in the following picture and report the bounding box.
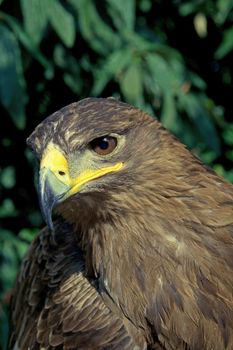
[27,97,165,229]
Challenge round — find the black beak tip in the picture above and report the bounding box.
[39,198,55,231]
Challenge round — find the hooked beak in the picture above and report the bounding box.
[39,168,70,230]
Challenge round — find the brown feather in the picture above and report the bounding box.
[9,222,146,349]
[10,98,233,349]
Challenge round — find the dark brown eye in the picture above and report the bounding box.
[90,136,117,155]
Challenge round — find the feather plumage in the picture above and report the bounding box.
[9,98,233,349]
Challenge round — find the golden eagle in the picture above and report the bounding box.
[9,98,233,349]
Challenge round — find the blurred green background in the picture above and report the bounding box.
[0,0,233,348]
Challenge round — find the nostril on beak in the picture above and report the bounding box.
[58,171,66,176]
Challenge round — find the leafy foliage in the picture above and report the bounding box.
[1,0,233,347]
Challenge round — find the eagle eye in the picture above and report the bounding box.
[90,136,117,155]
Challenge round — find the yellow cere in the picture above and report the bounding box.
[40,142,124,196]
[41,143,69,178]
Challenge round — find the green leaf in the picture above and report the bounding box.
[0,199,18,218]
[1,12,53,70]
[215,0,233,24]
[215,26,233,59]
[223,124,233,145]
[92,48,132,95]
[120,58,143,105]
[145,53,182,126]
[0,166,15,189]
[53,44,81,93]
[20,0,48,45]
[189,71,207,90]
[107,0,135,31]
[179,93,220,154]
[63,73,81,94]
[200,149,218,164]
[213,164,225,177]
[139,0,152,12]
[178,2,200,16]
[18,228,37,242]
[146,53,181,95]
[225,170,233,184]
[71,0,120,54]
[124,30,160,52]
[0,23,27,129]
[161,91,177,131]
[48,0,76,47]
[193,13,207,38]
[14,239,29,259]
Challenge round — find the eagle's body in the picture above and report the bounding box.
[9,98,233,349]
